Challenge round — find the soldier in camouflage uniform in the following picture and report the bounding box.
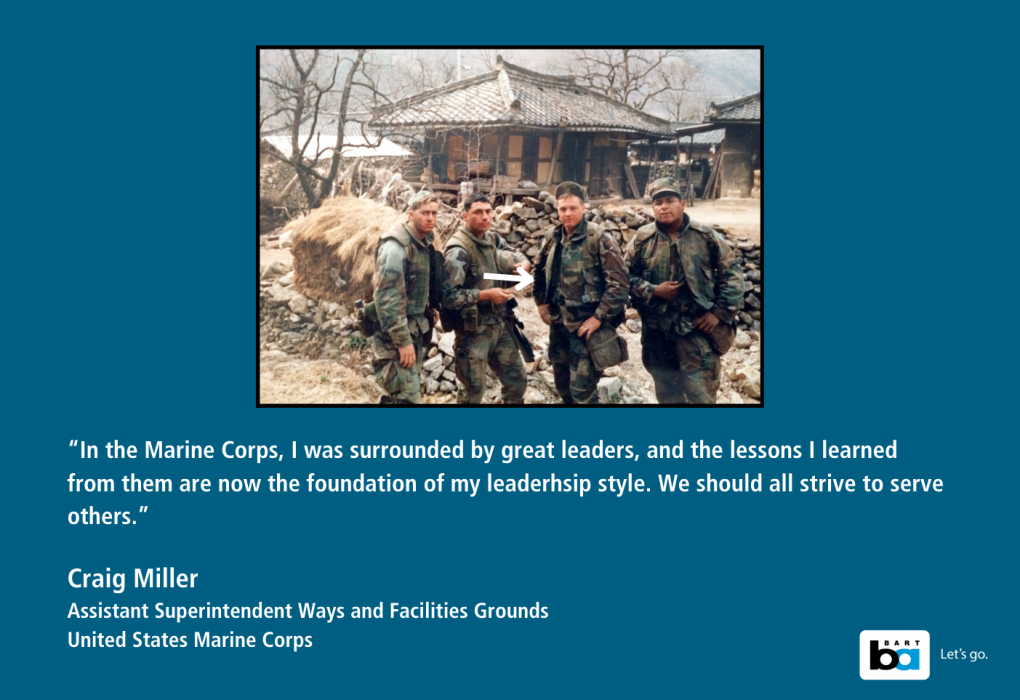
[625,177,745,404]
[372,191,440,404]
[534,182,629,404]
[442,193,531,404]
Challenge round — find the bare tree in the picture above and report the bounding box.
[385,50,458,98]
[259,77,288,139]
[654,57,706,122]
[260,49,380,210]
[565,48,701,114]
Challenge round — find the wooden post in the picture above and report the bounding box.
[426,135,434,186]
[545,129,564,188]
[676,134,681,177]
[714,145,725,199]
[651,139,658,182]
[493,136,504,204]
[494,136,501,178]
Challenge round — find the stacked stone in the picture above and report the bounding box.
[490,192,560,264]
[727,235,763,333]
[260,261,364,359]
[419,332,458,396]
[491,194,658,265]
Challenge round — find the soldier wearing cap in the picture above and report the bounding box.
[441,193,531,404]
[372,190,441,404]
[533,182,629,404]
[625,177,745,403]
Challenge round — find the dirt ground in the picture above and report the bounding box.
[259,196,761,405]
[260,246,294,267]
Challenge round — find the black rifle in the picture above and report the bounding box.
[504,298,535,363]
[428,246,445,335]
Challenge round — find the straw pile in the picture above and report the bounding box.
[288,197,404,305]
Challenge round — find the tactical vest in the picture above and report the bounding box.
[376,223,430,317]
[444,227,505,325]
[632,219,722,313]
[539,221,606,307]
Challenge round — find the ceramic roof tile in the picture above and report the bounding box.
[371,60,672,137]
[709,93,761,122]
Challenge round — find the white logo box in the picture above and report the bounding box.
[859,630,930,680]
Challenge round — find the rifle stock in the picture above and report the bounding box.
[504,298,535,363]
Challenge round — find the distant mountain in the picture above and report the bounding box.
[685,49,761,105]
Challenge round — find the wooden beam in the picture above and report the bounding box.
[624,162,640,199]
[426,136,434,186]
[545,129,564,188]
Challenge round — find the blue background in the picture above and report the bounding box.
[6,7,1016,698]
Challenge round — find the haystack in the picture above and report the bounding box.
[288,197,405,305]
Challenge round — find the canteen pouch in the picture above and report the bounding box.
[586,324,628,373]
[706,321,736,356]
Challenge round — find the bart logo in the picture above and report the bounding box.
[860,630,930,680]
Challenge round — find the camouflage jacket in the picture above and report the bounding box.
[534,218,629,332]
[442,224,525,324]
[374,222,434,348]
[624,214,745,336]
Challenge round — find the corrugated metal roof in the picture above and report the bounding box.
[370,58,673,137]
[657,128,725,145]
[692,129,725,144]
[708,93,761,122]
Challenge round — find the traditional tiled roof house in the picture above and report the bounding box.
[370,55,673,199]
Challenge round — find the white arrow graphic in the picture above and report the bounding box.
[484,267,534,291]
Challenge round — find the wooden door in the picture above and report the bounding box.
[560,134,585,183]
[521,135,539,181]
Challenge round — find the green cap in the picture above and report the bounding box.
[407,190,438,210]
[648,177,684,200]
[554,181,587,202]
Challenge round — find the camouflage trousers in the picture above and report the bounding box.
[548,322,601,404]
[641,327,720,404]
[454,320,526,404]
[373,327,427,404]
